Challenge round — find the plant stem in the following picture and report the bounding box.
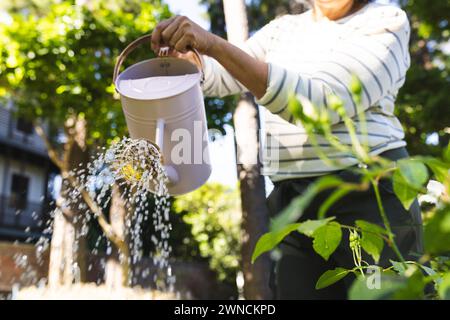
[371,178,406,264]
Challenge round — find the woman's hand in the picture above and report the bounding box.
[151,16,218,56]
[151,16,269,99]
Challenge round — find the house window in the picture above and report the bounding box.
[16,117,33,135]
[9,174,29,210]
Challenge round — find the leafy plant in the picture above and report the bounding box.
[173,183,242,283]
[252,82,450,300]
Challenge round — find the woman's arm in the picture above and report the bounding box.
[152,9,410,127]
[255,6,411,125]
[151,16,268,99]
[206,37,268,99]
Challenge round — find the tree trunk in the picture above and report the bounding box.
[105,183,130,288]
[222,0,272,299]
[48,207,74,287]
[48,116,89,287]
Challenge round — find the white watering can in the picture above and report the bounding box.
[113,34,211,195]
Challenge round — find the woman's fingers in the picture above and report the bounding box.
[152,15,213,55]
[174,35,194,54]
[161,16,183,46]
[151,16,177,52]
[169,24,188,47]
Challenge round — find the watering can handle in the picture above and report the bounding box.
[113,33,205,84]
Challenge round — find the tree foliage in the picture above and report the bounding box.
[173,183,242,282]
[396,0,450,156]
[0,0,171,146]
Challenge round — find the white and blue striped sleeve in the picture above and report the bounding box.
[256,6,411,124]
[201,17,283,98]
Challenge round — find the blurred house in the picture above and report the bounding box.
[0,102,58,242]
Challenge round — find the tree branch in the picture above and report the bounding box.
[63,173,127,250]
[62,173,131,285]
[34,124,64,169]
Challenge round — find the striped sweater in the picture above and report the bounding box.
[201,2,411,182]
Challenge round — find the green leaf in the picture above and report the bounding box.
[251,223,302,263]
[356,220,388,235]
[444,143,450,163]
[390,260,407,275]
[349,270,426,300]
[393,261,441,285]
[271,176,342,232]
[312,222,342,261]
[393,268,426,299]
[397,159,429,189]
[356,220,387,263]
[438,273,450,300]
[418,265,438,278]
[348,275,407,300]
[422,158,449,183]
[360,231,384,263]
[316,268,350,289]
[297,217,334,237]
[424,204,450,255]
[393,170,419,210]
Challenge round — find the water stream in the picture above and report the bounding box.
[6,137,176,298]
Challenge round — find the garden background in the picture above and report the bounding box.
[0,0,448,300]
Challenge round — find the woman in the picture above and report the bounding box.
[151,0,423,299]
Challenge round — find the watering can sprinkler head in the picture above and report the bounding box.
[117,138,179,187]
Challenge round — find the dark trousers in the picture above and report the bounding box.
[267,147,424,299]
